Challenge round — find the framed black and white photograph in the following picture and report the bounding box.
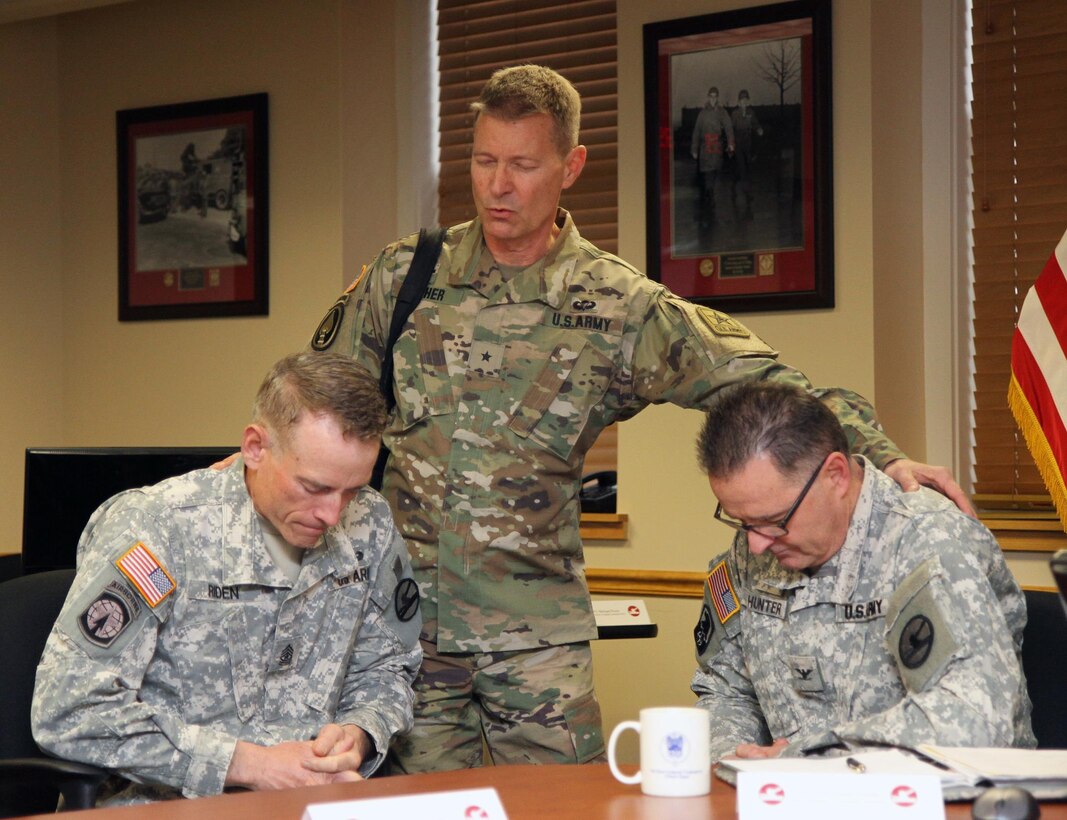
[117,93,268,321]
[644,0,834,312]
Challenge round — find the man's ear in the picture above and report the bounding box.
[561,144,587,191]
[242,423,270,467]
[824,451,852,492]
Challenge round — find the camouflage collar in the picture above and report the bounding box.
[447,209,581,310]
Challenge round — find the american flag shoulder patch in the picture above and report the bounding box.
[115,541,176,607]
[706,559,740,625]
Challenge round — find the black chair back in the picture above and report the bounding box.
[0,568,105,815]
[1021,588,1067,749]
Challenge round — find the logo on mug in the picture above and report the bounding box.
[662,732,689,761]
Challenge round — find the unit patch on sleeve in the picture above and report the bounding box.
[697,307,751,339]
[693,603,714,655]
[115,541,176,607]
[78,590,132,647]
[393,578,420,623]
[311,296,348,351]
[706,559,741,624]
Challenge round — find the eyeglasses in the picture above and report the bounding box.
[714,455,829,538]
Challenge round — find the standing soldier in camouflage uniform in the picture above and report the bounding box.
[309,64,970,773]
[691,383,1034,761]
[32,352,421,805]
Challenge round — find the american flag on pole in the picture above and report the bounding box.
[115,541,176,607]
[706,559,740,624]
[1007,227,1067,531]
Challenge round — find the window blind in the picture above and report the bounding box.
[969,0,1067,505]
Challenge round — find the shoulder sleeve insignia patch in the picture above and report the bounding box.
[78,589,132,647]
[311,296,347,351]
[706,558,741,624]
[393,578,420,623]
[693,603,714,655]
[115,541,176,608]
[697,307,751,339]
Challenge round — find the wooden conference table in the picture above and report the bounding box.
[20,763,1067,819]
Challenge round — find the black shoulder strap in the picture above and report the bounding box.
[371,226,446,489]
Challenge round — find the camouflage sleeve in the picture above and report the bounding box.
[31,496,237,798]
[690,548,772,761]
[630,294,905,469]
[334,498,422,775]
[308,234,423,381]
[786,523,1029,756]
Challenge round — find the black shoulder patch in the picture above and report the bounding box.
[393,578,420,622]
[694,603,714,655]
[311,297,347,351]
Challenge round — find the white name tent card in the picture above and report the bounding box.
[591,598,653,627]
[301,787,508,820]
[736,771,944,820]
[592,597,658,639]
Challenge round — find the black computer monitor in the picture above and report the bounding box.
[21,447,234,574]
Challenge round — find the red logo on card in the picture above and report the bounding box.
[891,785,918,807]
[759,783,785,805]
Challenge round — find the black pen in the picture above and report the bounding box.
[846,756,866,773]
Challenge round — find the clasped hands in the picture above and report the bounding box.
[225,723,372,791]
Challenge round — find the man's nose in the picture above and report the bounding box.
[747,530,777,555]
[315,495,345,528]
[489,164,511,194]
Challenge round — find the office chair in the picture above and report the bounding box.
[0,569,108,816]
[1021,587,1067,749]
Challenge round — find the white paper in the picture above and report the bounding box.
[591,598,652,627]
[916,746,1067,781]
[301,787,508,820]
[737,772,944,820]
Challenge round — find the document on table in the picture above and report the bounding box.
[718,747,1067,801]
[915,745,1067,798]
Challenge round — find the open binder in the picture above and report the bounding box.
[716,746,1067,801]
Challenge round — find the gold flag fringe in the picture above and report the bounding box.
[1008,372,1067,532]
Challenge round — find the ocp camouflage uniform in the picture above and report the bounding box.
[310,209,905,770]
[32,459,422,805]
[691,458,1035,762]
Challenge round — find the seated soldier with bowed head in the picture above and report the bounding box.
[691,382,1035,762]
[32,352,422,805]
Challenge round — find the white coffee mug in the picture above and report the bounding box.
[607,706,711,797]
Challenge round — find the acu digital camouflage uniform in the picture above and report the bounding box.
[311,208,905,769]
[32,459,421,805]
[691,458,1036,762]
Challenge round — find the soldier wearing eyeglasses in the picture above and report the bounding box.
[691,382,1035,763]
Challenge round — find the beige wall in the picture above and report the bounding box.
[1,18,66,552]
[0,0,400,551]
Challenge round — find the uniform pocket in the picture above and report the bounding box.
[392,309,454,428]
[172,605,258,724]
[302,586,368,715]
[561,690,606,763]
[507,341,612,461]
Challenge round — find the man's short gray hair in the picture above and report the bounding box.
[470,64,581,155]
[696,382,849,480]
[252,351,387,447]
